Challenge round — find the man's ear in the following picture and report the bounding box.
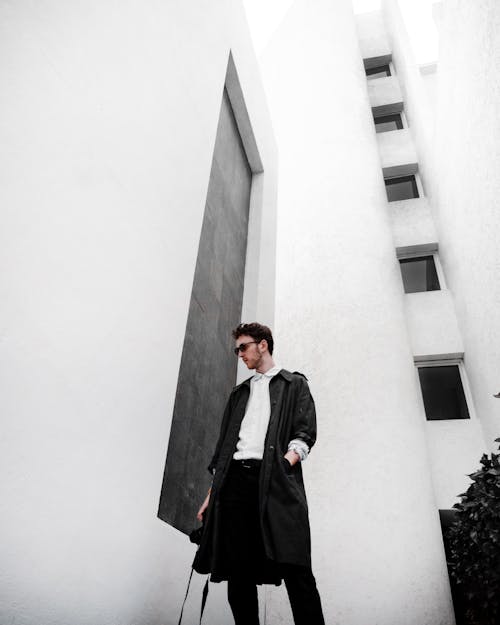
[260,339,268,353]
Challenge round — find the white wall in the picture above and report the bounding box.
[0,2,277,624]
[379,0,491,514]
[432,0,500,450]
[420,64,438,109]
[260,1,454,623]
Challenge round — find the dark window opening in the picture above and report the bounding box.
[385,175,419,201]
[366,64,391,79]
[399,255,440,293]
[418,365,470,420]
[374,113,403,133]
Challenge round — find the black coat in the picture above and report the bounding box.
[193,369,317,582]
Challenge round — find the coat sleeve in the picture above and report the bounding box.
[290,374,317,451]
[207,391,234,475]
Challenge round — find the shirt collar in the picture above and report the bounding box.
[253,365,281,381]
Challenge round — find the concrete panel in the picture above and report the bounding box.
[356,10,391,63]
[226,53,263,173]
[405,290,464,360]
[389,197,439,253]
[377,128,418,177]
[368,75,404,115]
[160,90,251,533]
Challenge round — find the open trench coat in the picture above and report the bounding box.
[192,369,317,583]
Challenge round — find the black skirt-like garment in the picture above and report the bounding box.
[218,460,282,585]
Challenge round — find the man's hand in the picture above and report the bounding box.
[196,489,211,522]
[284,450,301,467]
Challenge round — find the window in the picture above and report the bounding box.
[385,175,419,201]
[374,113,403,133]
[417,365,470,420]
[399,255,440,293]
[366,64,391,79]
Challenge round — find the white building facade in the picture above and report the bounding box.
[0,2,278,624]
[1,1,499,624]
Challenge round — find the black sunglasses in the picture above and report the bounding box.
[233,341,259,356]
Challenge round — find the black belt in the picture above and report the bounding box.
[231,458,262,469]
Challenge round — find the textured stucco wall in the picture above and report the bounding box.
[432,0,500,450]
[260,1,455,623]
[0,2,277,624]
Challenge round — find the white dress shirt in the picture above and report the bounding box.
[233,366,309,461]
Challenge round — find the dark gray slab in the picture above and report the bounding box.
[158,88,252,534]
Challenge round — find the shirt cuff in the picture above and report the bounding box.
[287,439,310,462]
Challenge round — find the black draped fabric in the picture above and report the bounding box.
[193,369,317,581]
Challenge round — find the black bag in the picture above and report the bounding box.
[177,525,209,625]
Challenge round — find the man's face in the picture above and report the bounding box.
[235,334,264,370]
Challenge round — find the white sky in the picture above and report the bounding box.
[243,0,439,64]
[242,0,295,55]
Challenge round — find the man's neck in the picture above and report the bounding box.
[256,357,276,374]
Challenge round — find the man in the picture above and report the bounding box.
[193,322,324,625]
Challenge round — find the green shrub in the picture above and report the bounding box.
[447,438,500,625]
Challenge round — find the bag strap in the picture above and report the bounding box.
[177,569,210,625]
[177,568,194,625]
[199,576,210,624]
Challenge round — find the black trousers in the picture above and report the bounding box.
[220,460,325,625]
[227,564,325,625]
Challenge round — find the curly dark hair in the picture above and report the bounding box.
[232,322,274,355]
